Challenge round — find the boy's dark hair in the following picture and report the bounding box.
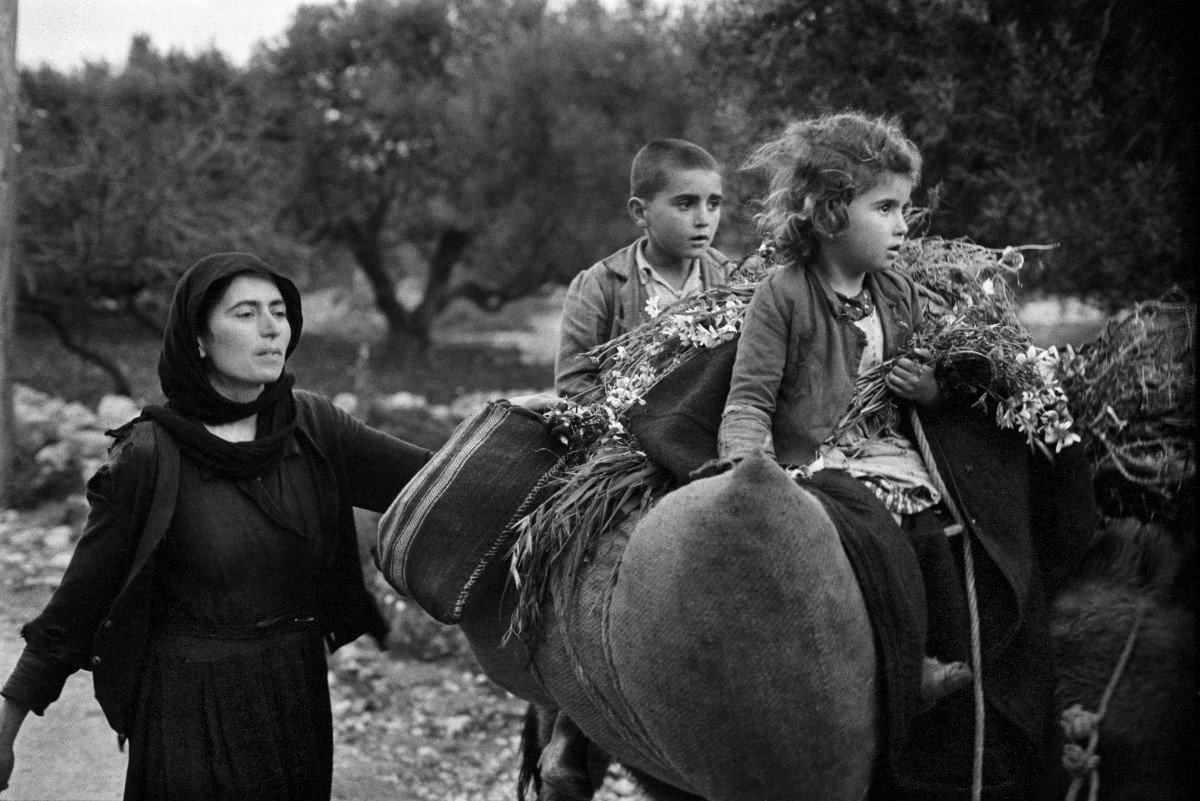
[630,139,720,200]
[743,112,922,265]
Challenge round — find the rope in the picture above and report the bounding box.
[909,410,986,801]
[1060,601,1146,801]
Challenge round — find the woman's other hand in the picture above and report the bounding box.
[0,743,12,794]
[0,697,29,795]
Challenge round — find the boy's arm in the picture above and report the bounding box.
[718,282,789,459]
[555,269,611,403]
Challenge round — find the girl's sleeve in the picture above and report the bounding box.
[719,280,790,459]
[333,403,432,512]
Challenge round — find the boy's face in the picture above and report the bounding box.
[629,168,723,268]
[820,172,913,280]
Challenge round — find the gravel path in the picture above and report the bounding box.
[0,599,126,801]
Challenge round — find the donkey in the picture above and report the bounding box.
[512,514,1196,801]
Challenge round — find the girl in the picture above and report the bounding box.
[718,112,972,706]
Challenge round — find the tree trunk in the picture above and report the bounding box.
[409,228,473,343]
[346,232,423,360]
[0,0,19,506]
[27,302,134,397]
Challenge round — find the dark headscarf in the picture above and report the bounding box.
[138,253,305,479]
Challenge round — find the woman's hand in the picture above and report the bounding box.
[507,393,566,414]
[885,349,939,407]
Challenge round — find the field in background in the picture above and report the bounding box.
[14,278,1105,419]
[12,284,565,411]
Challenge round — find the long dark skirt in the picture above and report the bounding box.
[124,622,332,801]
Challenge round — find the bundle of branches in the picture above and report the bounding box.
[507,448,673,645]
[1058,291,1195,521]
[591,249,779,426]
[828,238,1078,458]
[899,236,1054,317]
[508,238,1073,642]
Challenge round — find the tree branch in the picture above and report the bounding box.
[21,299,134,397]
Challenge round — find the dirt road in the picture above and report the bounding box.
[0,600,125,801]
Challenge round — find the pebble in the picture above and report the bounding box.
[42,525,75,553]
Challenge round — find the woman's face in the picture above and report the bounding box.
[197,274,291,403]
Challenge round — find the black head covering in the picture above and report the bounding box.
[139,253,305,479]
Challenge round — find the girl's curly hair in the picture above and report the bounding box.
[744,112,922,266]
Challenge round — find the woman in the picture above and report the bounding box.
[0,253,431,799]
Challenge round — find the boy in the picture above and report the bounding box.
[533,140,730,801]
[555,138,732,402]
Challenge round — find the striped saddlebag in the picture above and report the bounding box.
[376,400,567,623]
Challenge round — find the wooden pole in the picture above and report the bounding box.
[0,1,18,507]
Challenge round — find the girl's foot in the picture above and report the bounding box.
[920,656,972,709]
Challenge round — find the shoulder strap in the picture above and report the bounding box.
[120,422,181,593]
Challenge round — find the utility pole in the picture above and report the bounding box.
[0,1,17,506]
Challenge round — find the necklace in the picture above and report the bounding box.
[835,288,875,322]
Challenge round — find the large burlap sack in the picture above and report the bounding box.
[463,455,889,799]
[377,400,567,624]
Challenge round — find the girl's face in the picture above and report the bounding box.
[197,274,291,403]
[818,172,913,284]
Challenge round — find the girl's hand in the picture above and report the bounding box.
[885,349,939,407]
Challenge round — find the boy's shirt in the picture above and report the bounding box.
[555,237,731,403]
[635,240,704,309]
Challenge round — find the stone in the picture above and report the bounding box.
[96,395,141,431]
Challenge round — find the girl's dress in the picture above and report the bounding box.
[125,440,337,800]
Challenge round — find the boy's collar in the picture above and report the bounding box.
[602,237,720,278]
[634,238,699,286]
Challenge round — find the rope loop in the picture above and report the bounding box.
[1060,602,1146,801]
[1061,743,1101,777]
[1059,704,1100,742]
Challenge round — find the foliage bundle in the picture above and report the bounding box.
[505,236,1081,641]
[508,229,1193,642]
[1058,293,1195,522]
[506,447,673,646]
[828,238,1079,458]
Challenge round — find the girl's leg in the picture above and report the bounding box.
[903,506,973,704]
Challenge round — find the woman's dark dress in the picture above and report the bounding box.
[125,438,337,800]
